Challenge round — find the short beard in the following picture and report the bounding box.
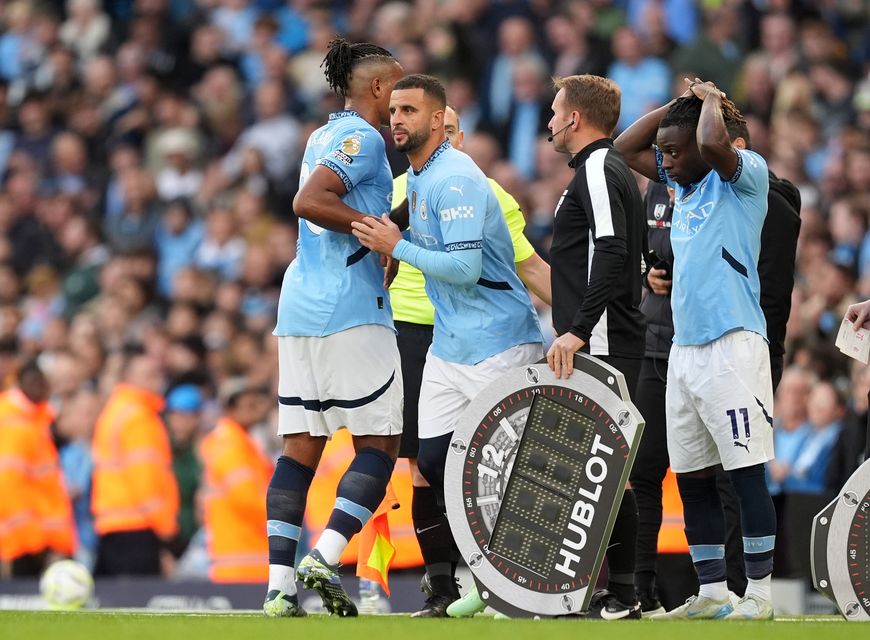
[395,128,429,153]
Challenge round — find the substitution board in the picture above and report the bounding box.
[812,458,870,621]
[445,354,644,618]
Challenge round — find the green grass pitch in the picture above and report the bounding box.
[0,611,859,640]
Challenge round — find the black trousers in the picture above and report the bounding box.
[94,529,161,576]
[395,321,434,460]
[630,356,749,596]
[597,354,641,402]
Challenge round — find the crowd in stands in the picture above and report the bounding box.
[0,0,868,582]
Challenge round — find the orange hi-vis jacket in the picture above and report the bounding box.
[91,384,179,539]
[0,388,75,561]
[200,416,273,582]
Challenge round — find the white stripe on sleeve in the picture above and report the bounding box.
[585,148,614,239]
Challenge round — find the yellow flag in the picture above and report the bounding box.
[356,482,399,595]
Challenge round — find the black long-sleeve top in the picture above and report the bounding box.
[550,138,646,358]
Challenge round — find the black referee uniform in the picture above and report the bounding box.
[550,137,646,612]
[550,138,646,391]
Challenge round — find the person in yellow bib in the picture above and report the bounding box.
[391,105,551,617]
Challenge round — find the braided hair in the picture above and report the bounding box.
[321,37,394,97]
[660,95,749,140]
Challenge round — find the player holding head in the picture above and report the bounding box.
[616,79,777,620]
[352,74,543,615]
[263,38,403,618]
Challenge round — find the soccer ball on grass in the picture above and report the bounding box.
[39,560,94,610]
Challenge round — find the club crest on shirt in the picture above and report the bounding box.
[341,134,362,155]
[653,203,666,220]
[420,198,427,220]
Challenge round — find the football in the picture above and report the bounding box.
[39,560,94,610]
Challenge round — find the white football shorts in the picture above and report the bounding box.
[418,342,543,440]
[277,324,403,438]
[666,330,774,473]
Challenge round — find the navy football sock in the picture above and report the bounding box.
[677,474,727,586]
[267,455,315,568]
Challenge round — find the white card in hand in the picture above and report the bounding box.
[836,317,870,364]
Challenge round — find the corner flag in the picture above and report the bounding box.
[356,482,400,595]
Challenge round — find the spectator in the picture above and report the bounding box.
[767,367,815,495]
[218,80,302,194]
[480,16,543,130]
[91,353,178,576]
[165,383,204,556]
[155,198,204,298]
[56,386,101,570]
[671,6,741,96]
[13,92,56,174]
[200,378,272,582]
[58,0,110,63]
[104,168,161,253]
[607,26,671,132]
[502,56,552,180]
[153,128,203,202]
[194,205,245,281]
[0,360,75,577]
[783,381,845,494]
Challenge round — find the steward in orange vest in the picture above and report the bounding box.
[91,354,178,575]
[201,379,273,582]
[0,361,75,577]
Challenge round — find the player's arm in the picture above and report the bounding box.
[569,172,628,341]
[614,101,675,182]
[352,176,485,285]
[517,253,551,305]
[493,179,552,304]
[294,130,385,234]
[293,167,367,233]
[691,81,739,181]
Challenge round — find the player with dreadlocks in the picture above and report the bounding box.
[615,79,778,620]
[263,38,403,618]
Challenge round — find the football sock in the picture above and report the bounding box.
[744,575,772,601]
[316,447,395,565]
[728,464,776,585]
[699,580,729,601]
[412,485,453,581]
[416,433,452,511]
[606,489,638,605]
[266,456,315,594]
[677,474,727,588]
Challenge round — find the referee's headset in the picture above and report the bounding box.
[547,120,576,142]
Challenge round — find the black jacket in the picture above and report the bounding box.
[550,138,646,358]
[759,172,801,358]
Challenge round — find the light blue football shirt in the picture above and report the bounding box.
[392,140,543,364]
[656,148,769,346]
[274,110,394,337]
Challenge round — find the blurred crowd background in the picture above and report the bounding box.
[0,0,868,586]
